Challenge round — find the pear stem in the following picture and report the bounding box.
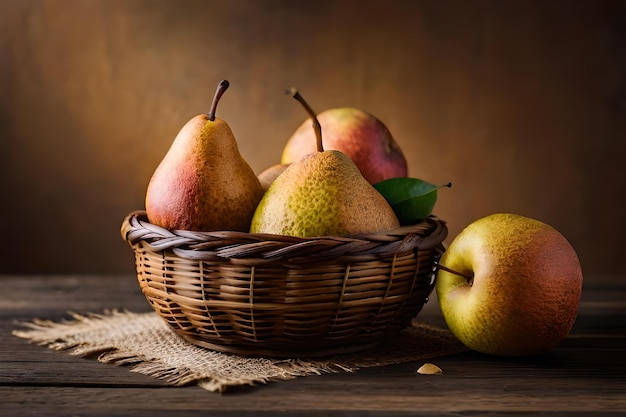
[287,87,323,153]
[208,80,230,122]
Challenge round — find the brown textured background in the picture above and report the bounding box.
[0,0,624,282]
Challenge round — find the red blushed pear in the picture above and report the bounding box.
[281,107,408,184]
[435,213,583,356]
[145,80,264,232]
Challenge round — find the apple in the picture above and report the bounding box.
[435,213,583,356]
[281,107,408,184]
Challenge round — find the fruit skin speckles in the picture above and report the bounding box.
[435,213,583,357]
[250,150,399,238]
[281,107,408,185]
[145,80,263,232]
[251,91,400,238]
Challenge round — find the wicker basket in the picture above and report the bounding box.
[121,210,447,358]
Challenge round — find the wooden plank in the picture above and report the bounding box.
[2,365,626,416]
[4,327,626,412]
[1,274,626,416]
[0,274,151,320]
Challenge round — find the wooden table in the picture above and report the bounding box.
[1,274,625,416]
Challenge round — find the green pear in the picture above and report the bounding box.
[281,107,408,184]
[250,89,400,237]
[145,80,264,232]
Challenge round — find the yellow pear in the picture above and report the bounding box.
[145,80,263,232]
[250,89,400,237]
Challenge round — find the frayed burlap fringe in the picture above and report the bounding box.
[13,310,466,393]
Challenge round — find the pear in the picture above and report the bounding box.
[145,80,264,232]
[257,163,290,191]
[250,89,400,237]
[281,107,408,184]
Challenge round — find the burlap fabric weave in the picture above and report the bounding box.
[13,310,466,393]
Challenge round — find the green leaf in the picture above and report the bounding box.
[373,178,451,225]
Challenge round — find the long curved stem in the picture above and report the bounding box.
[287,87,323,153]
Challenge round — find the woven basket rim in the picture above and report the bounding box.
[123,210,448,357]
[121,210,447,263]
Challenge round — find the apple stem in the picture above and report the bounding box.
[437,263,474,283]
[208,80,230,122]
[287,87,323,153]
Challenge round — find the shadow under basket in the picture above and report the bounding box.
[121,211,448,358]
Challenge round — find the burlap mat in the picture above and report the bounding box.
[13,310,466,393]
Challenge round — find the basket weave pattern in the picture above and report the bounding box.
[122,210,447,357]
